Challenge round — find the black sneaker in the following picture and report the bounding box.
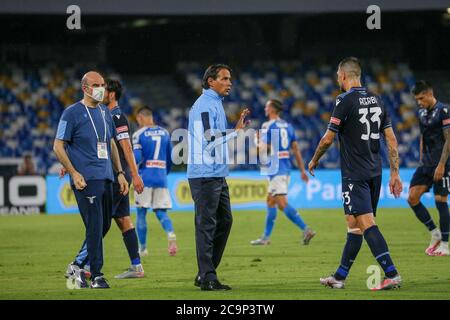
[194,275,201,287]
[90,276,110,289]
[200,280,231,291]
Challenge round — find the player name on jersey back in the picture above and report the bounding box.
[359,97,377,105]
[144,129,166,136]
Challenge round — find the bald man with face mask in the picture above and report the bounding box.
[54,71,129,289]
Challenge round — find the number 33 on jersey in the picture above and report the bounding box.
[328,86,392,181]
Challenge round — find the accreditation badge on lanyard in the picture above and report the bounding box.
[85,105,108,159]
[97,141,108,159]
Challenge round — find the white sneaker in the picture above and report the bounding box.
[114,264,145,279]
[250,238,271,245]
[431,242,450,256]
[139,248,148,257]
[65,263,91,279]
[303,228,316,245]
[319,275,345,289]
[371,275,402,291]
[425,229,441,255]
[65,263,80,278]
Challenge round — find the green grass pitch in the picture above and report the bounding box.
[0,208,449,300]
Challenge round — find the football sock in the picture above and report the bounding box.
[411,202,437,231]
[136,208,148,248]
[155,209,174,234]
[364,225,398,278]
[435,201,450,242]
[283,204,307,230]
[334,233,363,281]
[263,207,277,239]
[122,228,141,266]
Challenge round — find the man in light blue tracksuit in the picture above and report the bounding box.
[188,64,250,291]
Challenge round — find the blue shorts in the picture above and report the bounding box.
[410,165,450,196]
[341,175,382,216]
[112,182,130,218]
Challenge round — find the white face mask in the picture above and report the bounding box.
[86,86,105,102]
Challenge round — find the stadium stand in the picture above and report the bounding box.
[0,60,424,174]
[0,65,144,174]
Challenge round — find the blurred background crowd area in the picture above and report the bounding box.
[0,6,449,174]
[0,59,423,173]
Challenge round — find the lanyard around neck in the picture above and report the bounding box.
[84,104,107,142]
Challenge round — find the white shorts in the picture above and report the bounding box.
[267,175,290,196]
[135,187,172,209]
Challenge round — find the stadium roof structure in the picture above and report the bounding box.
[1,0,449,15]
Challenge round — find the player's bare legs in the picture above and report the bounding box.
[115,216,134,232]
[354,213,376,232]
[408,185,443,255]
[267,194,276,208]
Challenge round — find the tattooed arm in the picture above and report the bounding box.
[384,127,400,175]
[308,129,335,176]
[384,127,402,198]
[434,127,450,182]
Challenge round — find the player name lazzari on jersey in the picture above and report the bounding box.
[132,126,172,188]
[260,118,296,177]
[328,86,392,181]
[418,101,450,167]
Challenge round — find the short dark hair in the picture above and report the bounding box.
[202,64,232,89]
[137,106,153,117]
[106,79,123,101]
[412,80,433,95]
[268,99,283,113]
[338,57,361,78]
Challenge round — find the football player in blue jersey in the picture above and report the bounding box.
[132,106,177,256]
[250,99,315,246]
[309,57,403,290]
[408,81,450,256]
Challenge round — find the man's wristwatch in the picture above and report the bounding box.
[117,170,125,177]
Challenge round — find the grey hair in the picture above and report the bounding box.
[338,57,361,79]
